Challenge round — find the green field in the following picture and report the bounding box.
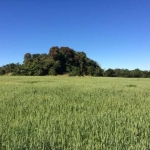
[1,76,150,149]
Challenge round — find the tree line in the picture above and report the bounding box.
[0,46,150,78]
[0,46,102,76]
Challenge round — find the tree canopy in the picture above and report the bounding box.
[0,46,150,78]
[0,46,102,76]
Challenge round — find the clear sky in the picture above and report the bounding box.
[0,0,150,70]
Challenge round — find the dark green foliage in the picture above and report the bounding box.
[103,68,150,78]
[1,46,150,77]
[130,69,142,78]
[0,67,5,75]
[23,53,32,66]
[104,68,115,77]
[1,46,102,76]
[0,63,21,75]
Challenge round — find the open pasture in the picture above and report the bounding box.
[1,76,150,149]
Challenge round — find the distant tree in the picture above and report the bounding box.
[76,52,86,75]
[94,66,103,76]
[69,66,80,76]
[104,68,115,77]
[142,70,150,78]
[32,54,41,59]
[23,53,32,65]
[48,67,57,75]
[0,46,121,77]
[59,47,75,64]
[12,63,22,75]
[113,69,121,77]
[120,69,130,77]
[3,63,16,74]
[130,69,142,78]
[0,67,5,75]
[49,46,60,60]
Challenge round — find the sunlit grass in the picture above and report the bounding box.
[1,76,150,149]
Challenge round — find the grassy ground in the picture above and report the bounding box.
[1,76,150,149]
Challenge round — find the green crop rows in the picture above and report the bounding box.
[1,76,150,149]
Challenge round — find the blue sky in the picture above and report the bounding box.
[0,0,150,70]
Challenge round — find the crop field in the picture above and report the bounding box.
[1,76,150,149]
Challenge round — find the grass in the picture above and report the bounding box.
[1,76,150,149]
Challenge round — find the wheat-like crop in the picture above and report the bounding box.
[0,76,150,149]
